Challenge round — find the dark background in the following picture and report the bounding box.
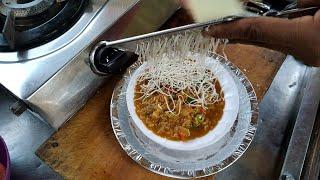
[263,0,296,9]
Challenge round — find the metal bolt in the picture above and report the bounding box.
[10,100,28,116]
[281,173,295,180]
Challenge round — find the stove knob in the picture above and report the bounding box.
[89,43,136,76]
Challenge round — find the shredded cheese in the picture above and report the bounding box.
[135,30,228,114]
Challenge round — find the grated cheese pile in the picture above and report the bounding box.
[135,30,227,114]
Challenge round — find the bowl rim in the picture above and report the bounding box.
[125,56,240,151]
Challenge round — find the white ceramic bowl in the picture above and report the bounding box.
[126,55,239,151]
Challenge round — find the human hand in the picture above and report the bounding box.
[198,0,320,67]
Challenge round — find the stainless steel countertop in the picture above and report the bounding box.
[0,87,62,180]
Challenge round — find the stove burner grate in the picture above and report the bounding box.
[0,0,55,17]
[0,0,88,52]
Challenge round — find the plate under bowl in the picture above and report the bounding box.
[110,52,258,179]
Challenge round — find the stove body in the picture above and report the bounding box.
[0,0,179,128]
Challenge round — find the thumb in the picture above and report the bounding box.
[203,16,300,46]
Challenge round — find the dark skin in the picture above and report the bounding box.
[183,0,320,67]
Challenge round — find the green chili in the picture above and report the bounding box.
[194,114,205,127]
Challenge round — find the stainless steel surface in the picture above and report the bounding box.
[302,109,320,180]
[26,0,178,128]
[0,0,54,17]
[0,0,129,99]
[216,56,311,179]
[111,52,258,178]
[0,87,62,180]
[26,49,106,128]
[280,67,320,179]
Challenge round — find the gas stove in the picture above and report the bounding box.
[0,0,87,50]
[0,0,178,128]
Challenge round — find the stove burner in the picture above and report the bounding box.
[0,0,88,51]
[0,0,54,17]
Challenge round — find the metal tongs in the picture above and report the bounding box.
[89,1,319,75]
